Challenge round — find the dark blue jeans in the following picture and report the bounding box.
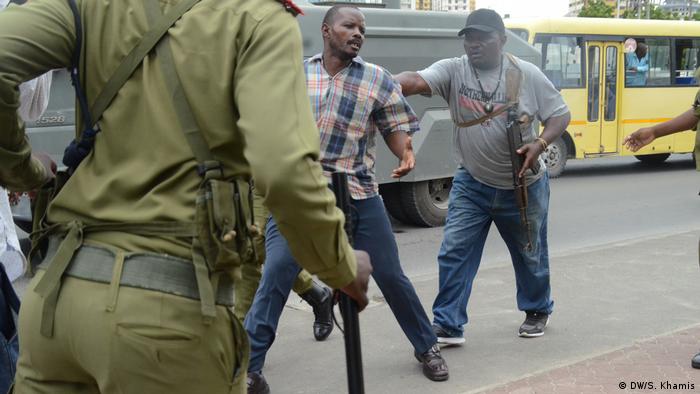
[0,264,20,394]
[244,195,436,373]
[432,168,553,337]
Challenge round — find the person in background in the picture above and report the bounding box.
[625,42,649,87]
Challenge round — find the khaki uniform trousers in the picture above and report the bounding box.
[234,194,313,321]
[13,270,248,394]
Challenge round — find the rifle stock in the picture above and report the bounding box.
[331,172,365,394]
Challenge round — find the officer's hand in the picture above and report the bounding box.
[340,250,373,311]
[623,127,655,152]
[392,137,415,178]
[33,152,57,184]
[516,142,544,179]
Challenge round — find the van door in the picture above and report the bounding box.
[585,41,621,154]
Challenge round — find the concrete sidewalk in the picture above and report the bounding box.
[264,230,700,393]
[481,325,700,394]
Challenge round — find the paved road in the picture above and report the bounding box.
[392,155,699,282]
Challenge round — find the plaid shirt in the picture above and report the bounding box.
[305,54,419,199]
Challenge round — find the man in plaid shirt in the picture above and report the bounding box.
[245,5,449,392]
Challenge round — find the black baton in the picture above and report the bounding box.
[331,172,365,394]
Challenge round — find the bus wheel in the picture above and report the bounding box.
[400,178,452,227]
[379,183,411,224]
[634,153,670,164]
[543,136,568,178]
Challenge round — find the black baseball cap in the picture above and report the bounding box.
[457,9,505,37]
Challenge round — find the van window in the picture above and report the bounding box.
[534,34,584,89]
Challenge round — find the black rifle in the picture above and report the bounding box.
[331,172,365,394]
[506,106,539,252]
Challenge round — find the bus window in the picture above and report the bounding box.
[604,46,617,121]
[674,38,700,85]
[646,38,671,86]
[625,38,670,87]
[534,35,584,89]
[588,46,600,122]
[624,38,649,87]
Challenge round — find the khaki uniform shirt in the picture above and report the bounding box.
[0,0,356,289]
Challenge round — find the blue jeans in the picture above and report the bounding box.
[0,264,20,394]
[432,168,553,337]
[244,195,436,373]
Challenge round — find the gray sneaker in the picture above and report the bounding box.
[433,325,465,346]
[519,311,549,338]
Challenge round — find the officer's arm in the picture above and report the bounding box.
[234,7,356,290]
[647,108,697,137]
[0,0,74,190]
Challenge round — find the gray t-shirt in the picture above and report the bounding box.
[418,54,568,189]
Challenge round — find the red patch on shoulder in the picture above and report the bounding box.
[278,0,304,16]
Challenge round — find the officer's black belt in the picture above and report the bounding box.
[39,237,234,307]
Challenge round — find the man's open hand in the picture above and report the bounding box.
[391,137,415,178]
[623,127,655,152]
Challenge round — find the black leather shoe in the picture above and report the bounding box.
[414,344,449,382]
[299,282,333,341]
[247,371,270,394]
[692,351,700,369]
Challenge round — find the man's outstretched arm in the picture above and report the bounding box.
[394,71,432,96]
[624,108,697,152]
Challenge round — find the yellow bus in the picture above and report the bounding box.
[505,17,698,176]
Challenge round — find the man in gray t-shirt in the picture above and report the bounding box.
[395,8,570,343]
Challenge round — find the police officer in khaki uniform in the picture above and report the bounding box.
[0,0,371,393]
[624,84,700,370]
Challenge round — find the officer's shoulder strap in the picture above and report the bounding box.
[63,0,201,170]
[454,53,522,128]
[143,0,218,174]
